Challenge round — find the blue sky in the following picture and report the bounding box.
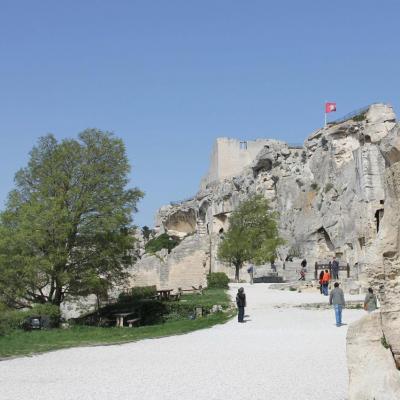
[1,0,399,226]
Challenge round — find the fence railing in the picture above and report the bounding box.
[287,143,304,149]
[328,104,378,125]
[170,197,195,206]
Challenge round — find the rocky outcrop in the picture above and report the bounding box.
[346,120,400,398]
[139,104,395,283]
[347,313,400,400]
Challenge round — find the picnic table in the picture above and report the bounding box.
[157,289,173,301]
[113,312,133,328]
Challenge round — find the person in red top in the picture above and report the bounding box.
[322,269,331,296]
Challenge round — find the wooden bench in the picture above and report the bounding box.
[126,318,141,328]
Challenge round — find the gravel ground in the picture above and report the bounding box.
[0,283,365,400]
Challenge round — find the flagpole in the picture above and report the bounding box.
[324,101,327,128]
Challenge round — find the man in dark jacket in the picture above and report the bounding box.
[330,256,339,280]
[236,287,246,323]
[329,282,345,326]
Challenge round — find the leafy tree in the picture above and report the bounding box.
[217,195,284,281]
[141,225,153,241]
[0,130,143,308]
[145,233,180,254]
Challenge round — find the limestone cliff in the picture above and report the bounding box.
[346,120,400,400]
[132,103,395,288]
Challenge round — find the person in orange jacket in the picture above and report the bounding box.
[322,269,331,296]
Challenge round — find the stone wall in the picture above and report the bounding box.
[129,234,209,291]
[200,137,286,189]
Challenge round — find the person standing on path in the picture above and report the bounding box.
[330,256,339,280]
[319,270,325,294]
[364,287,378,313]
[329,282,345,326]
[247,264,254,285]
[322,269,331,296]
[236,287,246,323]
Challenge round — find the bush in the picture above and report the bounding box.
[310,182,319,191]
[207,273,229,289]
[0,304,61,335]
[145,233,180,254]
[77,294,167,327]
[118,286,157,302]
[353,113,366,122]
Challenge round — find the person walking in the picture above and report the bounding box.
[247,264,254,285]
[330,256,339,280]
[319,270,325,294]
[322,269,331,296]
[236,287,246,323]
[329,282,345,327]
[364,287,378,313]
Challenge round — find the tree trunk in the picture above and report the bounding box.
[234,263,241,282]
[52,282,63,307]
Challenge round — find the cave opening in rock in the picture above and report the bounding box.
[164,209,197,236]
[317,227,335,252]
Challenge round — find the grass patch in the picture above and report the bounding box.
[0,289,233,359]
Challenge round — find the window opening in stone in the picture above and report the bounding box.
[364,135,371,144]
[240,141,248,150]
[358,237,366,248]
[219,228,224,234]
[375,209,384,232]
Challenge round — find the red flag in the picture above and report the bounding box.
[325,102,336,113]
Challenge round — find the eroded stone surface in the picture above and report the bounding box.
[347,313,400,400]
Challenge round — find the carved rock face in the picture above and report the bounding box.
[374,145,400,367]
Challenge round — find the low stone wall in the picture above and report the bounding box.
[129,234,209,291]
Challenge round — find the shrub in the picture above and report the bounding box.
[207,272,229,289]
[145,233,180,254]
[381,335,390,349]
[310,182,319,191]
[352,113,366,122]
[0,304,61,335]
[324,183,334,193]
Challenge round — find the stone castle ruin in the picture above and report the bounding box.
[131,103,395,289]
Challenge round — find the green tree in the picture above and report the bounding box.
[217,195,284,281]
[141,225,153,241]
[0,130,143,308]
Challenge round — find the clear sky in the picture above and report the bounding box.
[1,0,399,227]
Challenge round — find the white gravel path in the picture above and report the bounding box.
[0,283,365,400]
